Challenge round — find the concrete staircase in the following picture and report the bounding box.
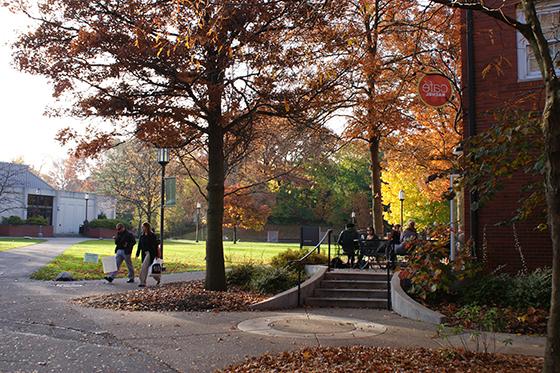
[305,270,390,309]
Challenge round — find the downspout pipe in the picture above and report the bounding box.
[466,9,479,257]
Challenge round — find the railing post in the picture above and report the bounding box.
[387,243,392,310]
[327,229,332,271]
[297,269,302,307]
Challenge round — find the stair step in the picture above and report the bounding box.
[305,297,388,309]
[320,280,388,290]
[325,271,388,281]
[314,288,388,299]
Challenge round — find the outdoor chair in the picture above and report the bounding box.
[358,239,391,269]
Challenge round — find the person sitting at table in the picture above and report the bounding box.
[337,222,360,267]
[364,226,378,241]
[388,224,401,244]
[392,220,418,257]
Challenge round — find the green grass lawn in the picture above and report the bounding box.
[0,238,45,252]
[31,239,301,280]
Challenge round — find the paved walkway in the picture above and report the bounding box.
[0,238,547,373]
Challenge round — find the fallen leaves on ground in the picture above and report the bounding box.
[435,303,548,335]
[219,346,543,372]
[72,280,269,312]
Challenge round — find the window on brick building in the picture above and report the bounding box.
[517,3,560,81]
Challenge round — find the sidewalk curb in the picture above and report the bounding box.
[391,271,447,324]
[251,266,327,310]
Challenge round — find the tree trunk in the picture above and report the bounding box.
[369,136,384,235]
[543,80,560,373]
[205,122,226,290]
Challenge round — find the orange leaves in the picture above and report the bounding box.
[223,189,272,231]
[73,280,268,312]
[220,345,544,372]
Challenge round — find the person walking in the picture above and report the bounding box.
[105,223,136,283]
[136,222,161,287]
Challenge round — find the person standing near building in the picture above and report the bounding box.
[136,222,161,287]
[105,223,136,283]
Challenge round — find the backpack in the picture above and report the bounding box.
[330,257,346,269]
[127,231,136,247]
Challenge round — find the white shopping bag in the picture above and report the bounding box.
[101,256,117,274]
[148,258,163,277]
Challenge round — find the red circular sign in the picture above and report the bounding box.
[418,73,453,107]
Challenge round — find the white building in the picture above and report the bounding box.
[0,162,116,235]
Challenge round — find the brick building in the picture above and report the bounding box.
[461,2,557,271]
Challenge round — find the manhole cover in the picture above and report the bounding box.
[238,314,386,339]
[270,318,356,334]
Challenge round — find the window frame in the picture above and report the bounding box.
[516,1,560,81]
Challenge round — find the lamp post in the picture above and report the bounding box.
[398,190,405,227]
[84,193,89,224]
[449,174,460,261]
[195,202,201,243]
[158,148,170,259]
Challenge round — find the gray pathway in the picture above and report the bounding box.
[0,238,547,373]
[0,237,85,279]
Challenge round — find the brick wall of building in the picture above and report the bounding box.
[462,4,552,272]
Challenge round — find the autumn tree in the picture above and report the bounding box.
[425,1,560,370]
[92,141,161,228]
[223,187,272,244]
[325,0,459,234]
[8,0,348,290]
[0,162,26,215]
[382,167,449,229]
[43,155,87,192]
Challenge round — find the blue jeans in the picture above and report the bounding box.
[109,249,134,280]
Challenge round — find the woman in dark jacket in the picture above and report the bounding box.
[136,222,161,287]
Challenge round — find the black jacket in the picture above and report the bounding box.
[136,232,160,264]
[115,230,136,255]
[337,228,359,253]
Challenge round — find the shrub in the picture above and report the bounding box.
[250,267,297,294]
[270,248,328,271]
[459,268,552,310]
[1,215,25,225]
[403,227,481,302]
[88,218,128,229]
[454,304,506,332]
[459,273,512,307]
[26,216,49,225]
[226,263,264,290]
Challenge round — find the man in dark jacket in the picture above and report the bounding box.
[337,223,360,267]
[105,223,136,283]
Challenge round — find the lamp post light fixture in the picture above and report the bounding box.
[158,148,170,259]
[351,211,356,224]
[84,193,90,225]
[398,190,405,227]
[195,202,202,243]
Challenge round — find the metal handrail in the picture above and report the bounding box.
[286,229,333,307]
[387,242,393,310]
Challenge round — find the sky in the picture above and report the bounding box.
[0,8,73,173]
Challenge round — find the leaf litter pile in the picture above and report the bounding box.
[72,280,268,312]
[220,346,543,372]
